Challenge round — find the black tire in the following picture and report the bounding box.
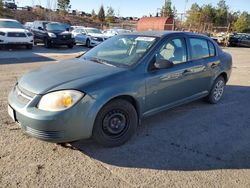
[93,99,138,147]
[205,76,225,104]
[68,43,74,49]
[44,39,51,48]
[26,44,33,50]
[86,39,91,48]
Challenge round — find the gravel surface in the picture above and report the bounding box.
[0,47,250,187]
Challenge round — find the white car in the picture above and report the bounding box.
[72,27,107,47]
[103,29,131,38]
[0,19,33,49]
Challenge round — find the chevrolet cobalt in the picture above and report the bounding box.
[8,32,232,147]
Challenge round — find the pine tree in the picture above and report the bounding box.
[161,0,174,17]
[98,5,105,23]
[57,0,71,12]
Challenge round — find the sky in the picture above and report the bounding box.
[16,0,250,17]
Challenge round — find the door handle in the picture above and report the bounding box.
[211,62,220,68]
[182,69,192,75]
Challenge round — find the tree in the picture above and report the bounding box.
[98,5,105,23]
[215,0,229,26]
[233,12,250,33]
[91,9,98,20]
[186,3,201,27]
[161,0,174,17]
[201,4,216,24]
[105,6,115,23]
[57,0,71,12]
[0,0,3,12]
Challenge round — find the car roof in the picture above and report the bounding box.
[126,31,209,38]
[0,19,18,22]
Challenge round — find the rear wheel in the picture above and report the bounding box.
[93,99,138,147]
[206,76,225,104]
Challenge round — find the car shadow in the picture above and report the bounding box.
[72,85,250,171]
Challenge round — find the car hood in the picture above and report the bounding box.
[18,59,124,95]
[0,28,28,33]
[88,33,105,38]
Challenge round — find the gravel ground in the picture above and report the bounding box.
[0,47,250,187]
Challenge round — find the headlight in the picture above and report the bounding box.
[38,90,84,112]
[0,31,5,36]
[26,32,33,37]
[48,32,57,38]
[91,37,98,41]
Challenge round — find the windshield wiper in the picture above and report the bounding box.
[87,57,116,67]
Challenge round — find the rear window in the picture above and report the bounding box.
[190,38,209,60]
[208,41,216,57]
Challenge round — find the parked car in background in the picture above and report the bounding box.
[228,33,250,47]
[102,28,131,38]
[72,27,106,47]
[3,0,17,9]
[0,19,33,49]
[8,31,232,147]
[31,21,75,48]
[24,22,33,31]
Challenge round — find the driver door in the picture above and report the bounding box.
[144,36,206,116]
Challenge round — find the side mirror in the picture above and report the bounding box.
[154,59,174,69]
[38,26,44,31]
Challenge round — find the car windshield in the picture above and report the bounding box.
[45,23,66,31]
[117,29,130,34]
[82,35,157,67]
[85,28,102,34]
[0,21,24,29]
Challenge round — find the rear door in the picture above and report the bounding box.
[187,37,217,92]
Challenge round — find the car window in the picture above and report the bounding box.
[208,41,216,57]
[82,35,157,67]
[190,38,210,60]
[157,38,187,65]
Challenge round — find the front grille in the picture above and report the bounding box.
[58,34,71,40]
[14,85,35,104]
[96,37,104,42]
[7,32,27,38]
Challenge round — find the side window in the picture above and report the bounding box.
[157,38,187,65]
[190,38,209,60]
[208,41,216,57]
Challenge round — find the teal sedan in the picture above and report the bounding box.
[8,32,232,147]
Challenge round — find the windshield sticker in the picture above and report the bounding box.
[135,37,155,42]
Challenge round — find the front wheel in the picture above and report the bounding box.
[26,44,33,49]
[93,99,138,147]
[206,76,225,104]
[86,39,91,48]
[44,39,51,48]
[68,43,74,49]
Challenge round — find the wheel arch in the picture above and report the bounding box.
[106,95,141,119]
[218,72,228,83]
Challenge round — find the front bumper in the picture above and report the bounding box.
[90,40,103,47]
[49,38,75,45]
[0,37,33,45]
[8,87,96,143]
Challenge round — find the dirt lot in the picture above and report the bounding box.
[0,46,250,187]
